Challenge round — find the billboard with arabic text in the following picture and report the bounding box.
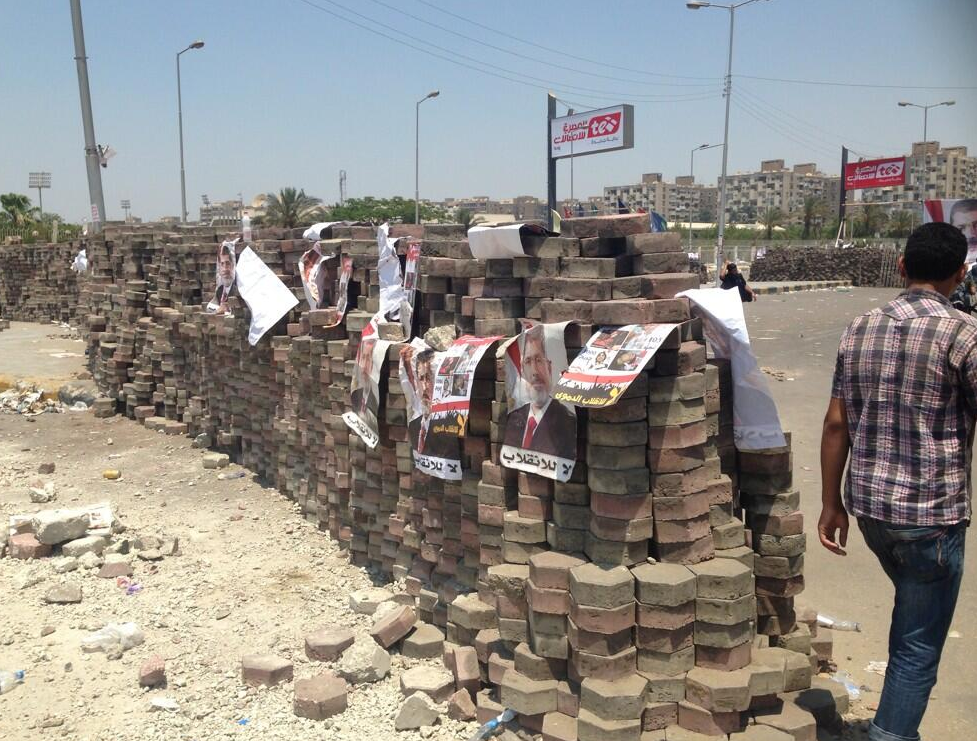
[550,105,634,160]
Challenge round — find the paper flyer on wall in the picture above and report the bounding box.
[377,222,407,319]
[923,199,977,263]
[234,246,300,345]
[499,321,577,482]
[467,223,550,260]
[298,242,335,310]
[334,256,354,324]
[342,319,389,448]
[400,335,500,480]
[553,324,678,408]
[677,287,786,450]
[206,239,239,315]
[400,240,421,338]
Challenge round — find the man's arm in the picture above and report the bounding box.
[818,396,851,555]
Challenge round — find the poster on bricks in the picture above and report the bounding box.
[553,323,679,408]
[924,199,977,263]
[500,321,577,482]
[297,242,333,310]
[400,335,499,480]
[334,256,354,322]
[342,320,389,448]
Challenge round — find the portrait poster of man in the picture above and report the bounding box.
[334,256,354,322]
[297,242,334,310]
[500,322,577,482]
[924,199,977,263]
[400,335,499,480]
[342,320,389,448]
[206,239,239,315]
[554,323,678,408]
[399,241,422,338]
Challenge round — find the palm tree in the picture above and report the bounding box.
[857,204,888,238]
[798,197,826,239]
[759,207,786,240]
[261,188,324,228]
[456,208,485,231]
[0,193,39,226]
[888,210,914,238]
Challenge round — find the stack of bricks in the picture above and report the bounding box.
[0,213,844,739]
[0,241,83,323]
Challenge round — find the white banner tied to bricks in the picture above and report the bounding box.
[677,287,786,450]
[234,246,299,345]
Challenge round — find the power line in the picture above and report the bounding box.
[365,0,718,88]
[413,0,719,82]
[731,98,839,162]
[292,0,722,102]
[736,73,977,91]
[736,87,896,157]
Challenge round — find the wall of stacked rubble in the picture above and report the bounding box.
[0,241,84,323]
[71,216,839,739]
[750,245,901,287]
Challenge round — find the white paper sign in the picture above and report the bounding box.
[234,247,299,345]
[468,224,527,260]
[677,288,785,450]
[377,222,407,318]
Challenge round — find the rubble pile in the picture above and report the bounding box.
[750,245,901,287]
[3,215,842,738]
[0,241,85,323]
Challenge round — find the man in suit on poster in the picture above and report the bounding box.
[504,326,576,460]
[408,350,455,459]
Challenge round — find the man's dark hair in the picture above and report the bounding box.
[949,198,977,221]
[727,263,738,273]
[903,222,967,281]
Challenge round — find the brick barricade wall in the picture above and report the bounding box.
[0,241,85,323]
[750,244,902,287]
[27,218,826,737]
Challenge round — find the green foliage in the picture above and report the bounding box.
[759,207,786,240]
[854,204,888,238]
[261,187,325,229]
[1,193,39,226]
[887,210,914,238]
[326,197,446,225]
[799,197,827,239]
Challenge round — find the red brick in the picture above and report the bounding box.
[569,599,635,634]
[9,533,51,559]
[138,655,166,687]
[589,491,654,520]
[371,605,416,648]
[453,645,481,697]
[695,642,753,671]
[528,581,571,615]
[677,700,744,735]
[293,672,348,720]
[647,422,707,449]
[242,654,293,687]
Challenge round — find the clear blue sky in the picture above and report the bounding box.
[2,0,975,223]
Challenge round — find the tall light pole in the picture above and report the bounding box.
[898,100,954,203]
[177,40,205,223]
[120,199,131,223]
[415,90,440,225]
[29,172,51,214]
[69,0,106,233]
[687,0,770,285]
[688,144,722,256]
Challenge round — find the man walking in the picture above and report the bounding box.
[819,222,974,741]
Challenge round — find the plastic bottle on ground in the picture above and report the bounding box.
[817,613,861,631]
[467,708,516,741]
[0,670,25,695]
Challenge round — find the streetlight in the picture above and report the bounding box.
[177,40,205,223]
[120,199,131,223]
[898,100,954,203]
[688,144,722,257]
[415,90,440,225]
[28,172,52,214]
[687,0,770,285]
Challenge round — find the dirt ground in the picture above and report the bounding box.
[1,293,973,740]
[748,287,976,741]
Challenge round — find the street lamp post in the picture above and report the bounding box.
[177,40,205,223]
[28,172,51,214]
[688,144,722,258]
[687,0,770,285]
[897,100,955,203]
[415,90,440,225]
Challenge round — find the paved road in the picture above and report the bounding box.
[0,321,87,391]
[746,287,975,741]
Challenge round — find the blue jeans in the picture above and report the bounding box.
[857,517,966,741]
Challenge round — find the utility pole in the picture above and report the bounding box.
[29,172,51,214]
[69,0,106,233]
[339,170,347,206]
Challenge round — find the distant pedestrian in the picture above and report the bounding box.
[819,221,975,741]
[719,262,755,302]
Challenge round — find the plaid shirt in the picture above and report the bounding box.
[832,289,977,525]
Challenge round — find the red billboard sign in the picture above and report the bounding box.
[844,156,906,190]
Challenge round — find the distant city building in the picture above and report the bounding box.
[719,160,839,223]
[859,142,977,205]
[200,197,244,225]
[603,173,719,222]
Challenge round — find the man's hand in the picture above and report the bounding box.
[817,504,849,555]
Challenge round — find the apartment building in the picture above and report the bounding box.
[720,160,839,222]
[603,173,719,222]
[859,142,977,205]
